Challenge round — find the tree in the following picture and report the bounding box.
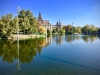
[47,29,50,34]
[0,14,17,37]
[38,26,46,34]
[74,26,82,34]
[82,24,90,34]
[90,24,98,33]
[18,9,37,34]
[63,25,73,34]
[82,24,98,34]
[59,28,66,34]
[52,29,56,33]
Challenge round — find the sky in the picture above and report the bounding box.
[0,0,100,27]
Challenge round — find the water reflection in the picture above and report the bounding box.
[82,35,98,42]
[0,35,100,75]
[66,35,99,43]
[0,35,99,64]
[50,34,100,45]
[0,38,50,64]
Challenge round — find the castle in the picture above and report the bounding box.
[37,12,63,31]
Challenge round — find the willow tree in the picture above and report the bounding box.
[0,14,17,37]
[18,9,37,34]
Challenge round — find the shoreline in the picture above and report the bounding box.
[0,34,46,40]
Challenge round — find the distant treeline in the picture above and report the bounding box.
[63,24,99,34]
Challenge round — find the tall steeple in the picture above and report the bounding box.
[38,12,42,20]
[56,21,58,25]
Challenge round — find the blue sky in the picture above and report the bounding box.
[0,0,100,27]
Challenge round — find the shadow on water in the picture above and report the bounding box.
[40,55,100,71]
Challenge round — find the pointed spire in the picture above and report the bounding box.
[56,21,58,25]
[38,12,42,20]
[39,12,41,17]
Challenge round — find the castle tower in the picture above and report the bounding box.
[56,21,58,25]
[38,12,42,21]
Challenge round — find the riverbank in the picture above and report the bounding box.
[1,34,46,40]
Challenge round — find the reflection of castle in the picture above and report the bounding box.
[37,12,63,31]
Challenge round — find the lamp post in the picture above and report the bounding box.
[16,6,20,70]
[72,22,73,34]
[71,22,73,47]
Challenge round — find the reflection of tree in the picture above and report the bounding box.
[82,35,98,43]
[0,38,48,64]
[89,35,98,42]
[0,40,18,63]
[83,36,89,42]
[65,35,99,43]
[65,35,74,43]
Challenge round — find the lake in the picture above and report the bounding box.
[0,34,100,75]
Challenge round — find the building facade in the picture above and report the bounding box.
[37,12,63,31]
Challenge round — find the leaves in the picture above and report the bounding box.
[0,13,17,37]
[18,9,37,34]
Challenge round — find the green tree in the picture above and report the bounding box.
[52,29,56,33]
[59,28,66,34]
[82,24,90,34]
[74,26,82,34]
[18,9,37,34]
[63,25,73,34]
[38,25,46,34]
[47,29,51,34]
[0,14,17,37]
[90,24,98,34]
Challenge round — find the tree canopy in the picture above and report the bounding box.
[18,9,37,34]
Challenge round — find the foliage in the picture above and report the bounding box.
[59,28,66,34]
[47,29,51,34]
[38,26,46,34]
[63,25,73,34]
[52,29,56,33]
[82,24,98,34]
[74,26,82,34]
[0,9,38,37]
[18,9,37,34]
[0,14,17,37]
[82,24,90,33]
[89,24,98,33]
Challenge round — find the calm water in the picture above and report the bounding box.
[0,35,100,75]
